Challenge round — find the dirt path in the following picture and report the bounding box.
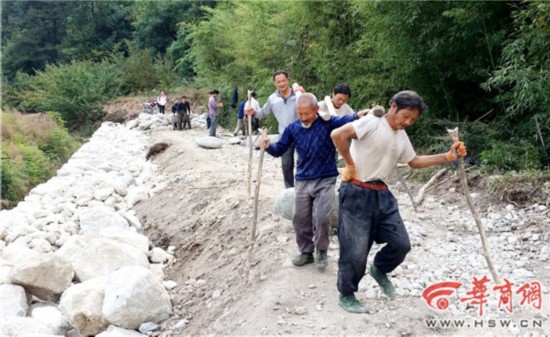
[126,114,549,337]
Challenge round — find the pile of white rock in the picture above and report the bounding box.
[126,112,208,131]
[0,122,175,337]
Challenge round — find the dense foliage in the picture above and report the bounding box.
[1,111,79,208]
[183,0,548,171]
[1,0,549,209]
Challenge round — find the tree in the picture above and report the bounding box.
[2,1,68,78]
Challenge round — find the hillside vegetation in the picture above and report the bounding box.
[1,0,549,207]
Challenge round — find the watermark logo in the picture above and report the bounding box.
[422,276,542,316]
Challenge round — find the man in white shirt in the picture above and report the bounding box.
[331,90,467,313]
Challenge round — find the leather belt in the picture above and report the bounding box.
[349,179,388,191]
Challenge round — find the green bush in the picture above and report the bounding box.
[480,140,540,172]
[1,110,79,209]
[1,153,24,206]
[12,60,122,132]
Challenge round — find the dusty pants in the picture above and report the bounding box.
[174,114,183,130]
[182,114,191,129]
[337,181,411,296]
[293,176,336,254]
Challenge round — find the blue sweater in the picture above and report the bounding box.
[267,113,356,180]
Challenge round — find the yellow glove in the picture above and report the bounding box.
[341,164,358,181]
[446,141,467,161]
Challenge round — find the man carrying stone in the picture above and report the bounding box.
[331,90,467,313]
[245,70,305,189]
[259,93,366,271]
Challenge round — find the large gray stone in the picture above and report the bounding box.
[78,206,130,235]
[30,302,70,335]
[0,284,29,318]
[102,266,172,330]
[0,316,54,336]
[58,276,110,337]
[272,187,339,226]
[195,136,223,149]
[9,254,74,301]
[56,236,149,282]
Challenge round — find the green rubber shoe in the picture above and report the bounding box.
[369,264,396,299]
[338,294,369,314]
[315,250,328,271]
[291,253,314,266]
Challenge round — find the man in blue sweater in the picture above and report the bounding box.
[259,93,362,271]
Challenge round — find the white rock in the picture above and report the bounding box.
[9,253,74,300]
[96,325,147,336]
[196,136,223,149]
[212,289,222,299]
[59,276,110,336]
[0,284,29,317]
[56,236,149,282]
[125,186,150,208]
[78,206,130,235]
[30,302,70,335]
[163,280,177,290]
[149,263,165,283]
[0,316,54,336]
[149,247,172,264]
[29,238,53,253]
[1,242,40,266]
[99,226,149,254]
[139,322,159,334]
[102,266,172,330]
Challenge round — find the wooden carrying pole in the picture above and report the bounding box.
[447,127,501,284]
[245,128,268,284]
[246,90,254,198]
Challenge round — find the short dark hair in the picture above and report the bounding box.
[390,90,425,115]
[273,70,289,80]
[250,91,256,98]
[333,84,352,98]
[181,96,186,99]
[211,89,220,94]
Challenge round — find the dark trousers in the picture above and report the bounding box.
[337,182,411,296]
[182,114,191,129]
[281,144,295,189]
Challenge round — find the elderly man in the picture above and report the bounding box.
[260,93,365,271]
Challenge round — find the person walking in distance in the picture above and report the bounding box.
[179,96,192,129]
[260,93,367,271]
[331,90,467,313]
[157,91,168,114]
[208,90,223,137]
[245,70,305,188]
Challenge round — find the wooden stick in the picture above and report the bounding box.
[447,127,501,284]
[425,166,475,194]
[246,90,253,198]
[245,128,268,284]
[396,165,418,213]
[534,116,546,150]
[414,168,448,205]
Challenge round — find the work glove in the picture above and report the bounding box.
[341,164,358,181]
[259,136,271,150]
[446,141,467,161]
